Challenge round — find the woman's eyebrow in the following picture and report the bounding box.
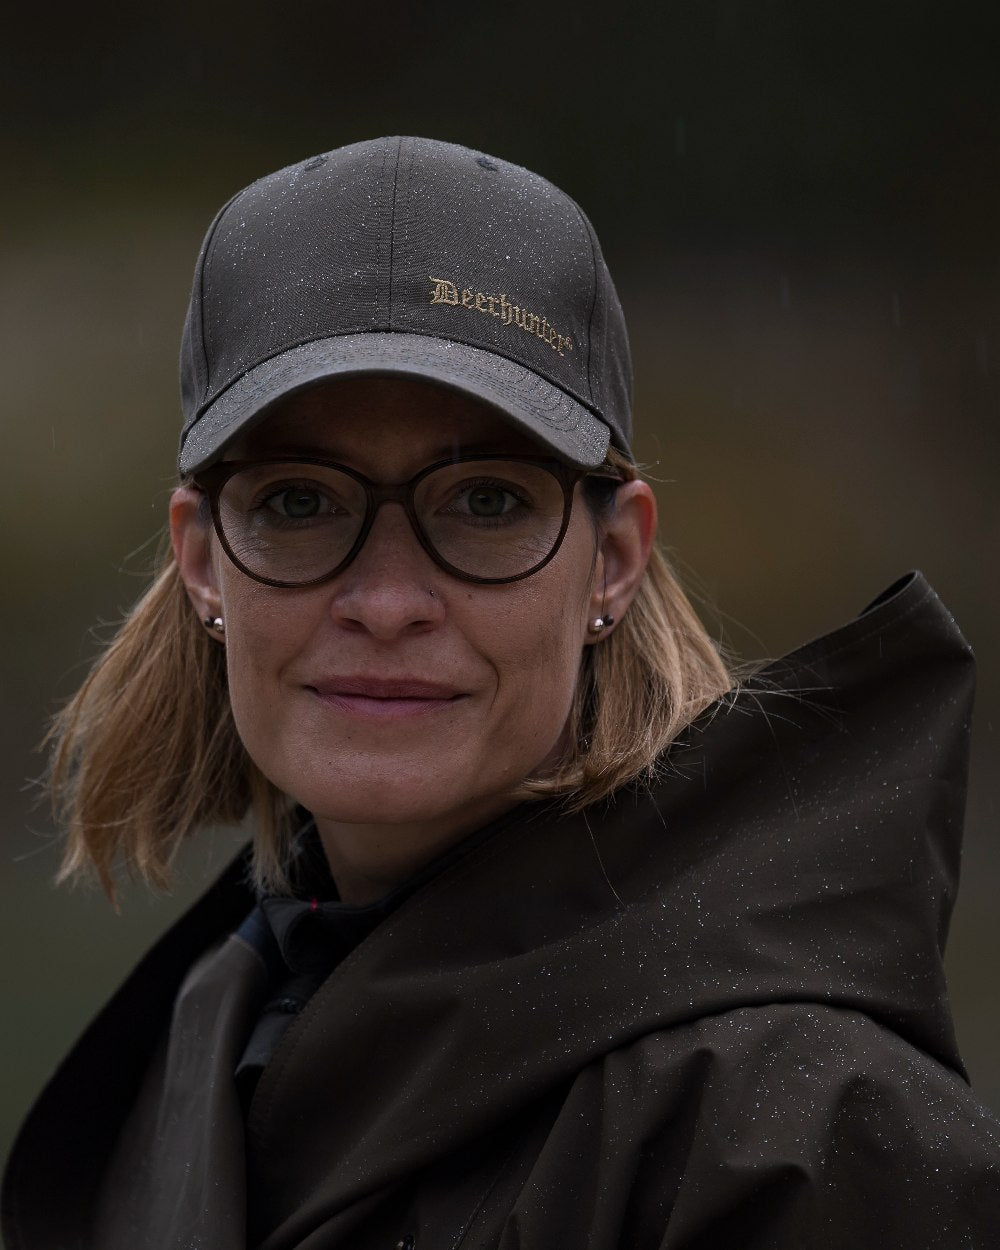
[426,439,534,458]
[237,439,533,462]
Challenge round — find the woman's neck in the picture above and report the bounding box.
[313,793,522,905]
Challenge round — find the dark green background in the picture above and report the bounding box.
[3,0,998,1188]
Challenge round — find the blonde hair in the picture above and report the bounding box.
[49,450,731,897]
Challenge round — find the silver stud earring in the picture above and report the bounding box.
[203,615,225,634]
[589,570,615,635]
[588,614,615,633]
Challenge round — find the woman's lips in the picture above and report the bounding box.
[305,676,467,720]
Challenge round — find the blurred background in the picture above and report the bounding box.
[3,0,998,1184]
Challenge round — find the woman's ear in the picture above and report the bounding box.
[585,480,657,644]
[170,486,223,635]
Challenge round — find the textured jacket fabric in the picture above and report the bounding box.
[4,571,1000,1248]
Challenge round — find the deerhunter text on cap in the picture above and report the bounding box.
[178,136,633,474]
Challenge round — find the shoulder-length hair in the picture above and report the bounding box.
[50,449,731,897]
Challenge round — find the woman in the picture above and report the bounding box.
[4,137,999,1249]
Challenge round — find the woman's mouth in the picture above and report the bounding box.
[306,676,467,720]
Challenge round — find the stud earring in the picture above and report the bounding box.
[588,614,615,633]
[203,615,225,634]
[588,571,615,635]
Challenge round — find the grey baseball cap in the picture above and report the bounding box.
[178,136,633,475]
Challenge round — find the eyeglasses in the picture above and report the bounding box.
[194,454,621,587]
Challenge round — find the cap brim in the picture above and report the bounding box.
[178,332,612,475]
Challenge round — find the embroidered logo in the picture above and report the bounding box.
[429,277,574,357]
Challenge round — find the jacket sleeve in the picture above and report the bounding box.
[501,1002,1000,1249]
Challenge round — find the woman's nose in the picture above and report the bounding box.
[326,502,446,638]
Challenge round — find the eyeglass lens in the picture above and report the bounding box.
[214,459,570,584]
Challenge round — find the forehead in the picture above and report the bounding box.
[230,376,549,470]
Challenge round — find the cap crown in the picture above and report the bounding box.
[180,137,632,466]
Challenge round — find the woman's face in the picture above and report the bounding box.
[172,377,654,901]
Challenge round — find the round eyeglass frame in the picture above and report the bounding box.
[193,453,622,588]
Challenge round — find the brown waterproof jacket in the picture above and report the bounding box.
[4,571,1000,1248]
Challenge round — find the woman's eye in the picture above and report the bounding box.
[467,486,515,517]
[262,486,331,518]
[456,484,524,518]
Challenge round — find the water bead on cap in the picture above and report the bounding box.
[177,137,633,476]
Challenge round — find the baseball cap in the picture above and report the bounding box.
[178,136,633,475]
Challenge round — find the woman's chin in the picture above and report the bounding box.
[284,765,509,834]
